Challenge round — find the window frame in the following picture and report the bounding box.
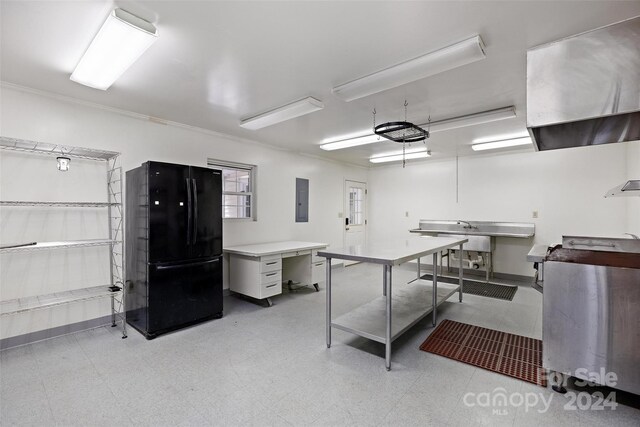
[207,158,257,221]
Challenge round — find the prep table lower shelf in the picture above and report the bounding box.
[332,280,460,344]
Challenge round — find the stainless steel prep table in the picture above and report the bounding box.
[318,236,467,370]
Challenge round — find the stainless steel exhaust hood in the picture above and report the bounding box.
[604,179,640,197]
[526,16,640,151]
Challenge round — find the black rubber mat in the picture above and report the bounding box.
[420,274,517,301]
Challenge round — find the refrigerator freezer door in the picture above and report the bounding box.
[190,166,223,258]
[189,256,223,320]
[148,162,191,263]
[147,256,223,337]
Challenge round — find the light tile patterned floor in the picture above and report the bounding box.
[1,263,638,426]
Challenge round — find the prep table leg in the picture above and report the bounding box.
[417,257,421,280]
[326,258,332,348]
[385,264,393,371]
[486,252,490,283]
[459,243,464,302]
[432,253,438,327]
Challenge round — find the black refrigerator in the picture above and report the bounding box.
[125,161,223,339]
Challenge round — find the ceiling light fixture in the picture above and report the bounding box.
[370,147,431,164]
[471,136,532,151]
[426,106,516,133]
[332,35,486,102]
[320,134,382,151]
[319,106,516,151]
[472,131,530,145]
[240,97,324,130]
[70,9,158,90]
[322,129,372,144]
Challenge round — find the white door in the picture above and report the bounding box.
[344,180,367,266]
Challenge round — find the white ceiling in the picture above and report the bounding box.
[2,1,639,166]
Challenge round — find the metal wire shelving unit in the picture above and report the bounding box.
[0,136,127,338]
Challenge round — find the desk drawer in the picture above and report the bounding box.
[282,249,311,258]
[261,270,282,285]
[260,256,282,273]
[261,281,282,298]
[312,260,326,284]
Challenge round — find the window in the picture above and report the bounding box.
[208,159,256,220]
[349,186,364,225]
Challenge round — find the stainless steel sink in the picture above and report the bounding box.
[410,220,535,238]
[437,234,494,252]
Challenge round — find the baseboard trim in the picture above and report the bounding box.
[0,315,114,351]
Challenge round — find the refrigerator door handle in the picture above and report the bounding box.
[154,258,220,270]
[192,178,198,245]
[186,178,192,246]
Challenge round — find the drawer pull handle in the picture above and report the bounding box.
[266,284,277,288]
[266,262,277,265]
[266,272,277,277]
[315,262,324,266]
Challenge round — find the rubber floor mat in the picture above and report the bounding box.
[420,274,517,301]
[419,319,546,386]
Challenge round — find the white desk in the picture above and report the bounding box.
[224,241,328,306]
[318,236,467,370]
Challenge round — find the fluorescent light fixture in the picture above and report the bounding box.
[70,9,158,90]
[471,136,532,151]
[320,134,382,151]
[322,129,372,144]
[425,107,516,133]
[332,35,486,102]
[240,97,324,130]
[320,106,516,151]
[370,147,431,163]
[472,131,529,145]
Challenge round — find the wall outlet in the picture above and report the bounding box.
[405,211,409,217]
[532,210,538,218]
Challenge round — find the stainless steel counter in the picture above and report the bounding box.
[526,244,549,263]
[410,220,535,238]
[318,236,467,371]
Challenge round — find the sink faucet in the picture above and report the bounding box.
[457,220,477,230]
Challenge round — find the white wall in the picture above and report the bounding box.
[367,142,635,277]
[0,85,366,339]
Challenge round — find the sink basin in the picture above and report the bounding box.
[410,220,535,238]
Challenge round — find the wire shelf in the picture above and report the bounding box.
[0,137,120,161]
[1,285,122,316]
[0,201,119,208]
[0,239,120,253]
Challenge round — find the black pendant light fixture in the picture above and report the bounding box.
[373,101,430,167]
